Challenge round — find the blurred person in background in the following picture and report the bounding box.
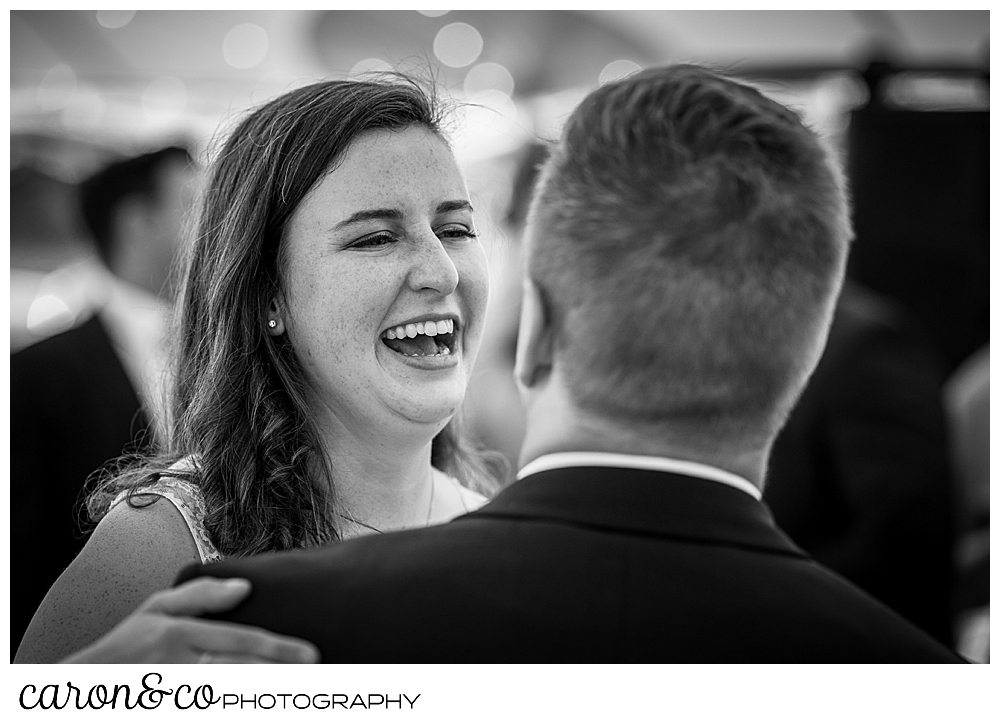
[9,164,91,272]
[15,75,495,664]
[944,344,989,662]
[174,65,961,662]
[764,280,955,646]
[464,141,550,477]
[10,146,197,659]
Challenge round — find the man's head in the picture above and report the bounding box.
[517,65,851,458]
[79,146,196,297]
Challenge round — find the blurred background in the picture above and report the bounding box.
[9,10,990,661]
[10,9,990,350]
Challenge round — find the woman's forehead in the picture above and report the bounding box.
[340,125,458,173]
[303,127,468,213]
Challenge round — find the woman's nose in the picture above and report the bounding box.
[408,234,460,296]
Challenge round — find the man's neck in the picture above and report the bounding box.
[518,381,770,489]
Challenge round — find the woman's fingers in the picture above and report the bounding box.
[142,576,253,616]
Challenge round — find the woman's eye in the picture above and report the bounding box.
[350,232,396,249]
[437,225,478,242]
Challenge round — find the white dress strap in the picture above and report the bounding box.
[109,477,222,564]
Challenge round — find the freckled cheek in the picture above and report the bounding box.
[293,296,371,368]
[296,320,363,395]
[458,252,491,345]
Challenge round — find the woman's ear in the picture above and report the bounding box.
[266,298,285,336]
[514,278,554,393]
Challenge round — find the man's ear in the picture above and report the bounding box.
[514,278,554,392]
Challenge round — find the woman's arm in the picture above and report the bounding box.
[15,495,204,663]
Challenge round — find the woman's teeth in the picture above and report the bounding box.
[381,320,457,357]
[384,319,454,340]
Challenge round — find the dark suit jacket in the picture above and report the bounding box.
[11,314,152,659]
[764,283,954,645]
[180,466,962,662]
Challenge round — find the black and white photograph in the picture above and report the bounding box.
[8,7,991,719]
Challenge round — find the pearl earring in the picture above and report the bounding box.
[268,320,277,329]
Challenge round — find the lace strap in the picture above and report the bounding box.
[109,477,222,564]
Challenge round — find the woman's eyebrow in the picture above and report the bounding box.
[333,208,403,229]
[333,201,473,231]
[437,200,474,215]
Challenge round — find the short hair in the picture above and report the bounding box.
[527,65,851,445]
[78,145,192,264]
[91,75,495,555]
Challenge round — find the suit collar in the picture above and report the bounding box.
[468,466,804,557]
[517,451,762,500]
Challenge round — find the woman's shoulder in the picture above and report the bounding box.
[15,470,205,662]
[99,490,202,565]
[108,457,222,564]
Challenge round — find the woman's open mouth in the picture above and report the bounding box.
[381,318,457,358]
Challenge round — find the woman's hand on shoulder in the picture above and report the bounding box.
[63,578,320,664]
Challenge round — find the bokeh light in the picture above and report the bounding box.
[464,62,515,99]
[598,59,643,85]
[26,295,74,336]
[474,90,517,120]
[223,23,269,70]
[350,57,394,77]
[95,10,136,29]
[451,90,526,165]
[417,10,450,18]
[24,266,96,337]
[460,90,519,139]
[37,64,77,111]
[433,23,484,69]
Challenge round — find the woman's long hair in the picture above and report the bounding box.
[89,76,500,557]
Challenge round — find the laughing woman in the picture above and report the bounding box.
[15,77,496,663]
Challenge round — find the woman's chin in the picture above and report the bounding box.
[377,380,466,431]
[399,399,464,429]
[376,354,471,429]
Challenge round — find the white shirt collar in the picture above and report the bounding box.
[516,451,762,501]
